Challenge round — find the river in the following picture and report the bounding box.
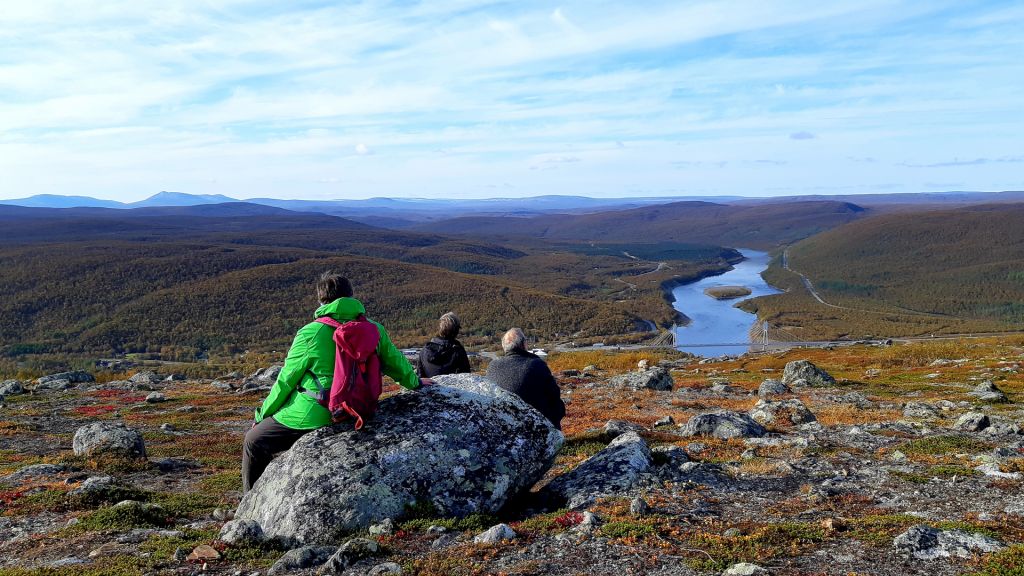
[671,249,781,357]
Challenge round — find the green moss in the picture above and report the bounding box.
[73,502,170,532]
[900,435,994,457]
[0,556,146,576]
[684,522,826,571]
[600,520,657,539]
[399,513,498,534]
[198,471,242,498]
[148,492,220,520]
[557,433,609,458]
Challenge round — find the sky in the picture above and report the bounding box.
[1,1,1022,201]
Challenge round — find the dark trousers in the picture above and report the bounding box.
[242,417,311,493]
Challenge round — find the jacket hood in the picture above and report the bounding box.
[424,338,458,364]
[314,297,366,321]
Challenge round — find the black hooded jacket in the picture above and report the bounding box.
[485,348,565,430]
[416,337,472,378]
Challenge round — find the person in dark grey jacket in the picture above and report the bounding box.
[485,327,565,429]
[417,312,472,377]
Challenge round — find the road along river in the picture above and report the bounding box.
[671,249,781,357]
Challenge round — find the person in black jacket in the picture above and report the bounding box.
[417,312,472,377]
[485,327,565,429]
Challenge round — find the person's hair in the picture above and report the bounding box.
[501,327,527,353]
[437,312,461,339]
[316,272,353,305]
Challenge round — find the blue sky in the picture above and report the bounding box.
[1,0,1022,201]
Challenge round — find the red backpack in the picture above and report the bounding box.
[311,315,383,430]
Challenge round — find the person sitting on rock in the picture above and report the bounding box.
[243,272,432,492]
[485,327,565,429]
[416,312,472,377]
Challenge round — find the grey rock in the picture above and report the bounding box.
[318,538,379,574]
[903,401,940,420]
[782,360,836,387]
[603,419,645,440]
[154,457,200,473]
[268,546,337,575]
[48,557,87,568]
[630,496,650,517]
[653,415,675,427]
[219,519,265,546]
[72,421,146,458]
[723,563,769,576]
[837,392,872,408]
[757,379,790,397]
[748,398,816,426]
[145,392,167,403]
[893,524,1004,560]
[368,518,394,536]
[69,475,116,498]
[160,423,176,433]
[953,412,990,432]
[37,370,94,385]
[969,380,1010,403]
[0,380,25,396]
[0,463,67,485]
[473,523,516,544]
[608,367,673,391]
[236,374,562,545]
[34,379,73,391]
[242,365,283,391]
[430,533,457,550]
[679,411,766,439]
[651,444,690,466]
[130,371,163,386]
[172,547,188,563]
[368,562,403,576]
[542,431,652,509]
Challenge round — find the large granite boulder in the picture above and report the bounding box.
[541,431,652,509]
[0,380,25,396]
[235,374,563,545]
[608,368,674,391]
[37,371,94,385]
[969,380,1010,403]
[749,399,816,427]
[782,360,836,387]
[72,422,146,458]
[679,411,766,439]
[893,524,1003,560]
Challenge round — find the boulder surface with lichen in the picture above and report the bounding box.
[235,374,563,545]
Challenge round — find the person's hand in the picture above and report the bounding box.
[419,378,435,388]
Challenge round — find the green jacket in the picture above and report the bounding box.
[255,297,420,430]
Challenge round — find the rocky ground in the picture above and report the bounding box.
[0,338,1023,576]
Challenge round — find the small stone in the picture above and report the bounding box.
[368,563,403,576]
[187,544,221,562]
[653,415,675,427]
[953,412,990,432]
[969,381,1010,403]
[318,538,379,574]
[629,496,650,517]
[220,519,265,546]
[160,423,176,433]
[723,562,769,575]
[473,523,517,544]
[782,360,835,387]
[72,421,146,458]
[268,546,336,575]
[145,392,167,403]
[723,528,741,537]
[903,401,939,420]
[758,379,790,397]
[426,525,448,535]
[603,419,645,440]
[172,547,188,563]
[679,411,766,439]
[609,367,674,391]
[368,518,394,536]
[893,524,1004,560]
[430,533,457,550]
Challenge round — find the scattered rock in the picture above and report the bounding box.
[72,421,146,458]
[130,371,164,387]
[953,412,990,432]
[969,381,1010,403]
[153,457,200,473]
[629,496,650,517]
[893,524,1004,560]
[34,379,73,392]
[368,562,403,576]
[37,371,94,385]
[903,401,939,420]
[757,379,789,397]
[679,411,766,439]
[473,523,517,544]
[368,518,394,537]
[783,360,835,387]
[318,538,379,574]
[241,365,283,392]
[608,367,674,391]
[187,544,222,562]
[653,415,675,427]
[836,392,873,408]
[160,423,176,433]
[748,398,816,426]
[219,519,265,546]
[723,563,769,576]
[145,392,167,403]
[235,374,562,544]
[541,431,652,509]
[603,419,645,440]
[0,380,25,396]
[268,546,337,575]
[0,463,67,485]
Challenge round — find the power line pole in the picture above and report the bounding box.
[762,321,770,352]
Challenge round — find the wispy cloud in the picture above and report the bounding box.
[0,1,1022,199]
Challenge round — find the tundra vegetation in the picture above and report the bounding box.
[0,338,1022,575]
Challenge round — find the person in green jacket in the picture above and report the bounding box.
[242,272,432,492]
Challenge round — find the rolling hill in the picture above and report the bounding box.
[412,200,869,249]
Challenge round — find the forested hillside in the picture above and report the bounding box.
[0,204,741,362]
[413,200,868,249]
[743,204,1024,340]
